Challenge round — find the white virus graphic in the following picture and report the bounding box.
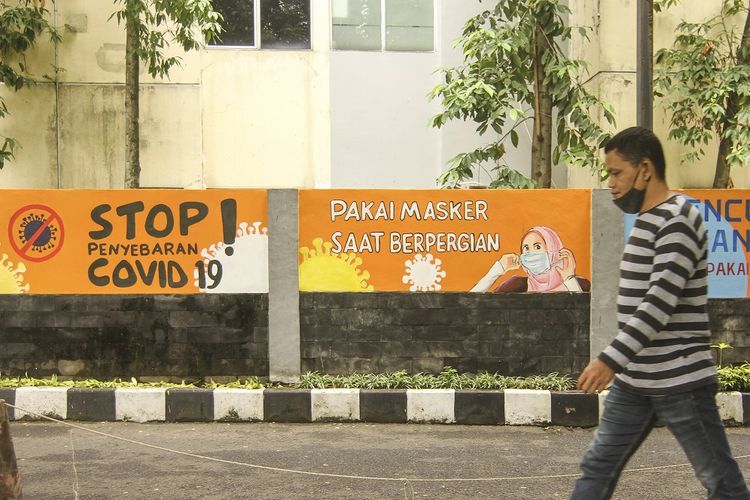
[0,251,30,293]
[194,221,269,293]
[402,253,446,291]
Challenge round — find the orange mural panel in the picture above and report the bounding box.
[0,190,268,294]
[298,189,591,292]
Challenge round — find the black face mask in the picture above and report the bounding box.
[613,168,645,214]
[613,186,645,214]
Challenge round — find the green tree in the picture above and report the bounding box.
[111,0,222,188]
[0,0,60,169]
[654,0,750,188]
[429,0,615,189]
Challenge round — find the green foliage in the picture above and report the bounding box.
[654,0,750,182]
[429,0,615,189]
[718,363,750,392]
[0,374,264,389]
[111,0,223,79]
[0,0,60,169]
[297,366,575,391]
[712,341,735,368]
[204,377,264,390]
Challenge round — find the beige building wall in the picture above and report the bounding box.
[1,1,746,190]
[568,0,749,189]
[0,0,331,189]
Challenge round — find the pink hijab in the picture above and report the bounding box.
[523,226,567,292]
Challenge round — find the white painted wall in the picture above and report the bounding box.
[329,50,441,188]
[329,0,545,189]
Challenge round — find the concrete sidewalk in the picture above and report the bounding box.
[9,421,750,499]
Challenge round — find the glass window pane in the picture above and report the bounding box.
[331,0,382,51]
[261,0,311,50]
[385,0,434,51]
[211,0,255,47]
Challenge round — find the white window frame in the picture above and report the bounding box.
[207,0,260,49]
[330,0,438,52]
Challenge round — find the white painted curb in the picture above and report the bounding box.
[407,389,455,423]
[14,387,68,420]
[505,389,551,425]
[311,388,360,421]
[115,388,166,423]
[213,388,264,421]
[717,391,743,424]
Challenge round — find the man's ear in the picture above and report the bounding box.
[641,159,654,181]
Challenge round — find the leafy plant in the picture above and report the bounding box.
[0,374,264,389]
[429,0,615,189]
[205,377,264,390]
[296,366,575,391]
[0,0,61,169]
[654,0,750,188]
[718,363,750,392]
[711,341,735,368]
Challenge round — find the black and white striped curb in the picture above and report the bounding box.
[1,388,749,426]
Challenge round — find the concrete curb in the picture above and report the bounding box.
[1,388,749,426]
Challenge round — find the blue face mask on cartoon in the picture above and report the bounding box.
[520,251,551,275]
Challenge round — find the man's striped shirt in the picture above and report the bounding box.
[599,194,717,395]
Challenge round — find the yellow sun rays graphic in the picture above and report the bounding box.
[0,249,30,293]
[299,238,374,292]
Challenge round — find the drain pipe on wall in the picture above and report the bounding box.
[53,3,62,188]
[636,0,653,130]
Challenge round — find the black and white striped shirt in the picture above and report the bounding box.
[599,194,717,395]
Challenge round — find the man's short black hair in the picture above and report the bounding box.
[604,126,666,179]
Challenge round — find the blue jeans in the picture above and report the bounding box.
[571,384,750,500]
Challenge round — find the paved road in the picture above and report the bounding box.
[8,421,750,499]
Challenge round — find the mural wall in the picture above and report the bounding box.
[623,190,750,298]
[0,190,268,294]
[298,189,591,292]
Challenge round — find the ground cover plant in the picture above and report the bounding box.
[297,366,575,391]
[1,364,748,391]
[0,367,575,391]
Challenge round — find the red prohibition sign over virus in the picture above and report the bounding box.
[7,204,65,262]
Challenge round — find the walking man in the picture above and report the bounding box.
[571,127,750,499]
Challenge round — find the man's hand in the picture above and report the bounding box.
[577,358,615,394]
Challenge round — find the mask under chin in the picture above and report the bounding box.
[613,187,645,214]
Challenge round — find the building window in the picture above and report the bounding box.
[331,0,434,52]
[210,0,311,49]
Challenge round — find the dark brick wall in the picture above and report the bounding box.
[709,299,750,365]
[300,293,590,376]
[0,294,268,378]
[4,294,747,380]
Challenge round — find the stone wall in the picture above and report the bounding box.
[0,295,268,378]
[300,292,591,376]
[710,300,750,365]
[2,294,749,380]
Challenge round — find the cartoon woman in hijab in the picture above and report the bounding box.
[470,226,590,293]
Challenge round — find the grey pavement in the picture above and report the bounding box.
[9,421,750,499]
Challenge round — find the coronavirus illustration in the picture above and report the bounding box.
[402,253,446,291]
[194,221,269,293]
[299,237,373,291]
